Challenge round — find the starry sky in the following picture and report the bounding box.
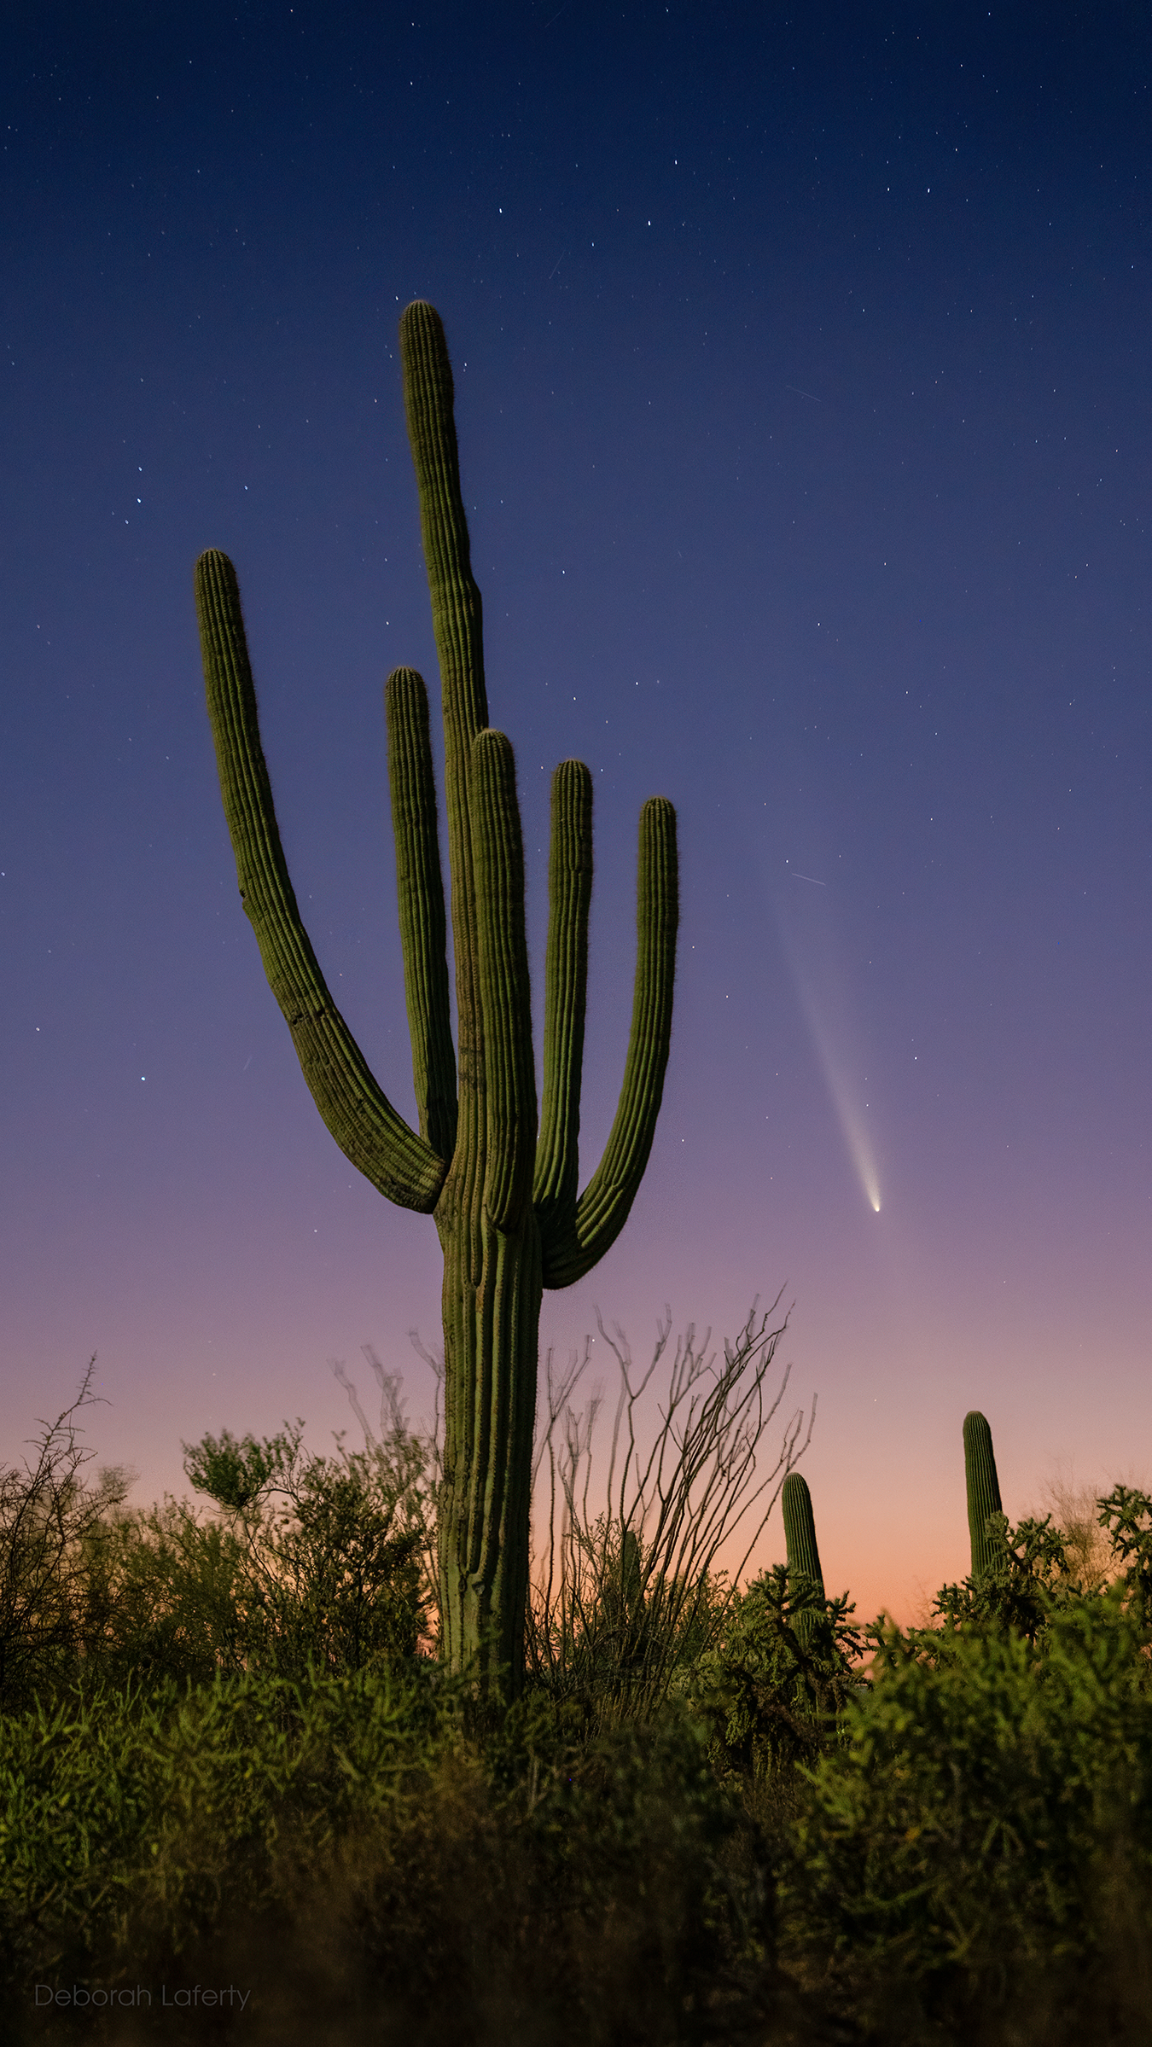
[1,2,1149,1623]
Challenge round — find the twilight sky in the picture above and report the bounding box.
[1,2,1149,1622]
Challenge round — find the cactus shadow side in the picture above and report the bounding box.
[194,303,679,1698]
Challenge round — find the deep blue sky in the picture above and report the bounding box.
[2,2,1149,1616]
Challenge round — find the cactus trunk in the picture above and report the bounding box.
[195,302,678,1696]
[963,1409,1003,1579]
[437,1198,542,1682]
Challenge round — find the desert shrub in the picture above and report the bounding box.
[929,1509,1081,1642]
[1041,1474,1116,1592]
[0,1659,456,1993]
[0,1349,799,2042]
[1099,1483,1152,1629]
[1,1669,787,2047]
[526,1302,813,1725]
[784,1582,1152,2043]
[0,1391,435,1704]
[688,1563,867,1783]
[178,1419,433,1672]
[13,1356,1152,2044]
[0,1366,132,1711]
[76,1495,253,1689]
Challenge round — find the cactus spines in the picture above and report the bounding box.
[963,1409,1004,1579]
[782,1471,825,1600]
[195,302,679,1694]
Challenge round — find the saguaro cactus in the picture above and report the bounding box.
[963,1409,1004,1579]
[781,1470,825,1600]
[194,303,678,1694]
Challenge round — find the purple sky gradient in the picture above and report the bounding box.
[1,2,1149,1622]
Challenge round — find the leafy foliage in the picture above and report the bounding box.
[179,1418,433,1673]
[690,1562,867,1780]
[5,1368,1152,2044]
[0,1662,782,2047]
[182,1424,295,1510]
[0,1374,434,1708]
[930,1509,1079,1640]
[786,1584,1152,2041]
[1098,1482,1152,1627]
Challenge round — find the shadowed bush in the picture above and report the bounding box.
[0,1384,434,1708]
[0,1668,799,2047]
[782,1570,1152,2042]
[0,1366,133,1711]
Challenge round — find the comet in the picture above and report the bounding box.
[793,969,883,1213]
[775,865,883,1214]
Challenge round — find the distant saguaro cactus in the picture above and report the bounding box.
[194,303,678,1695]
[782,1470,825,1600]
[963,1410,1004,1578]
[781,1470,825,1651]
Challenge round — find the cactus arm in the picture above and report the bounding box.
[398,301,489,749]
[963,1409,1004,1578]
[399,303,489,1117]
[472,729,537,1232]
[384,666,458,1163]
[782,1471,826,1598]
[195,549,445,1214]
[532,760,593,1232]
[541,795,678,1288]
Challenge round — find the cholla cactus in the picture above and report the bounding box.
[194,303,678,1694]
[963,1409,1004,1579]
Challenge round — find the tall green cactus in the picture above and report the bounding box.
[782,1470,824,1650]
[194,302,679,1694]
[782,1470,825,1600]
[963,1409,1004,1579]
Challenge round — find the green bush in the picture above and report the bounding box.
[0,1662,453,1986]
[8,1369,1152,2044]
[0,1667,786,2047]
[176,1420,433,1673]
[0,1367,132,1710]
[930,1508,1080,1641]
[786,1582,1152,2041]
[689,1562,866,1782]
[0,1392,435,1707]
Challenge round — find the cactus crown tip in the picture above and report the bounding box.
[195,549,237,599]
[400,298,441,331]
[196,546,236,575]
